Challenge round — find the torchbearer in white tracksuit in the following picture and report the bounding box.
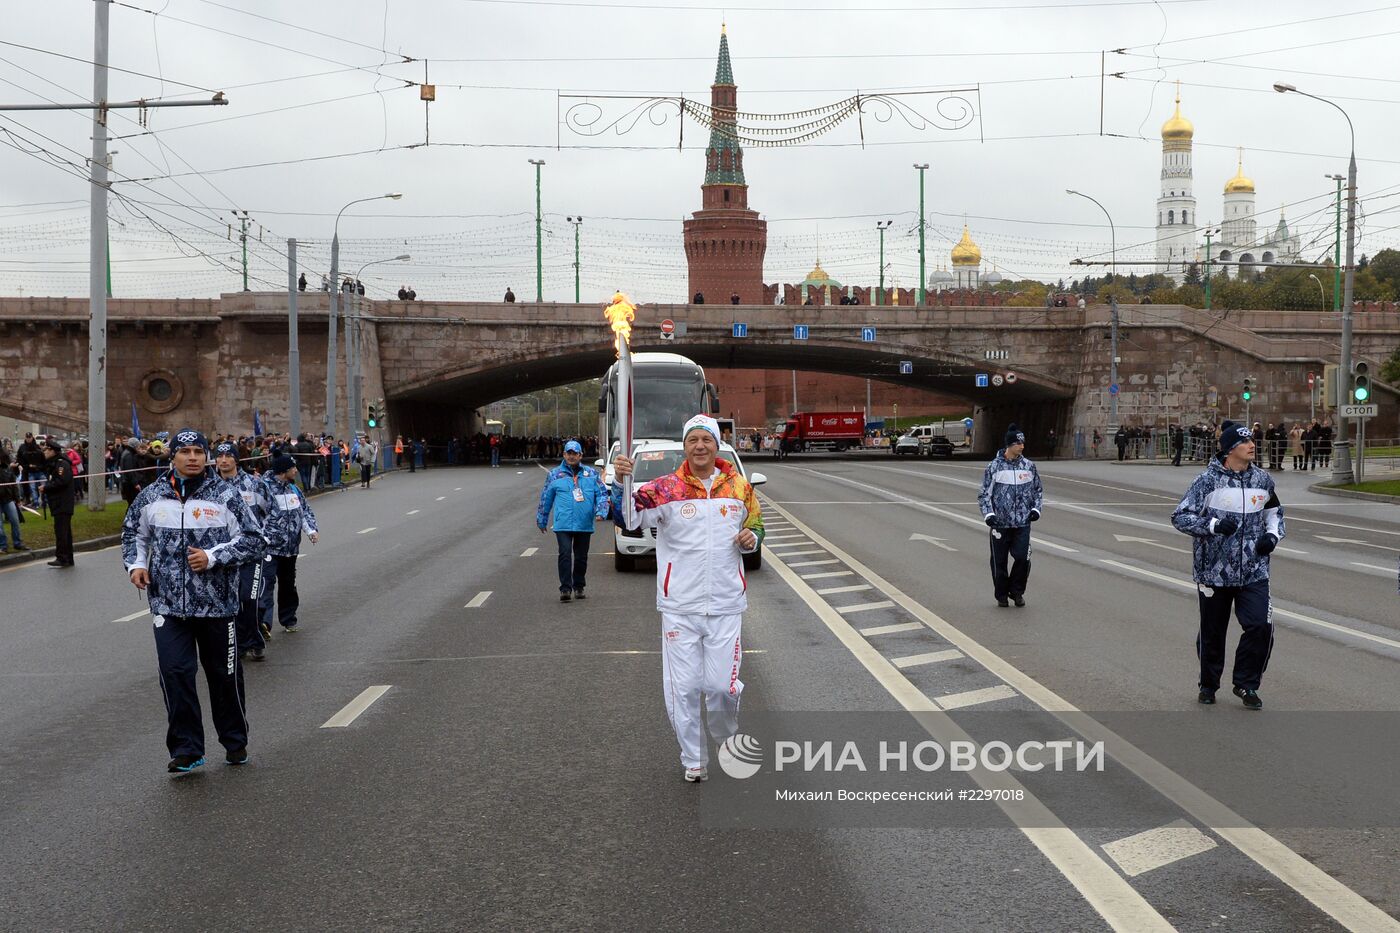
[612,414,765,783]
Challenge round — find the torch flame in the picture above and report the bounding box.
[603,291,635,356]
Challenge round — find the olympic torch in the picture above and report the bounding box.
[603,292,637,518]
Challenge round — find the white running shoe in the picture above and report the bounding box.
[684,766,709,783]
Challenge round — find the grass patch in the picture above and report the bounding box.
[1361,446,1400,458]
[5,499,129,551]
[1337,480,1400,497]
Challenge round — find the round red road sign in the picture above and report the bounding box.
[660,319,675,334]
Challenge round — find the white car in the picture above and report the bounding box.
[603,440,767,573]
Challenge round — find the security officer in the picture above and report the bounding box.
[978,423,1044,608]
[1172,421,1284,710]
[41,439,76,567]
[213,442,269,661]
[120,429,264,773]
[256,454,319,633]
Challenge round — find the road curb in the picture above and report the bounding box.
[1307,482,1400,503]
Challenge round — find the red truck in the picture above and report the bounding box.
[776,411,866,456]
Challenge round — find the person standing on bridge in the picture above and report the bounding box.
[612,414,764,783]
[536,439,610,602]
[1171,421,1284,711]
[978,424,1043,609]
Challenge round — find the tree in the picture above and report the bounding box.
[1381,346,1400,387]
[1368,248,1400,294]
[1183,263,1202,285]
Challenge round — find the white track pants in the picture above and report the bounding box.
[659,612,744,769]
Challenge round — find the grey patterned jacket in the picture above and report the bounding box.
[978,452,1044,529]
[1171,457,1284,587]
[256,473,319,556]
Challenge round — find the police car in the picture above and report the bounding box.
[604,439,767,573]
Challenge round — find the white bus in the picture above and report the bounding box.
[598,352,719,453]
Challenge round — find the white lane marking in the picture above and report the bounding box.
[764,533,808,540]
[454,487,463,491]
[406,509,420,515]
[112,609,150,623]
[761,544,1175,932]
[357,527,377,534]
[815,583,874,595]
[464,591,492,609]
[802,570,855,580]
[1317,534,1400,553]
[1113,533,1191,555]
[1100,559,1400,652]
[1286,514,1400,537]
[764,497,1399,931]
[787,558,840,568]
[937,684,1019,709]
[765,540,815,549]
[1351,561,1395,573]
[859,621,925,636]
[1033,537,1080,553]
[834,600,896,615]
[521,547,538,557]
[778,549,827,558]
[892,649,965,669]
[321,685,392,728]
[436,496,447,501]
[919,463,1178,502]
[1275,545,1309,555]
[910,533,956,551]
[1102,821,1220,878]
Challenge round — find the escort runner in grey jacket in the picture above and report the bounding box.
[256,471,319,556]
[978,452,1044,528]
[121,468,265,618]
[1171,456,1284,587]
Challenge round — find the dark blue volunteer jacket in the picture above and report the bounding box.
[1171,456,1284,587]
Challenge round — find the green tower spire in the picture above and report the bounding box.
[704,26,744,187]
[715,24,734,85]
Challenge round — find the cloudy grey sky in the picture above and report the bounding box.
[2,0,1397,302]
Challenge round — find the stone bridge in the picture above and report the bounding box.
[1,293,1396,453]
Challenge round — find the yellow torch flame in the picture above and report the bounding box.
[603,291,635,356]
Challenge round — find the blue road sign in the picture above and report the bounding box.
[899,360,913,375]
[793,324,809,340]
[975,373,990,388]
[1109,383,1119,395]
[861,326,877,342]
[732,322,748,338]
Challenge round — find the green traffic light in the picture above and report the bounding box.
[1354,386,1370,402]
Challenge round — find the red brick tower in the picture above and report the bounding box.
[683,27,767,304]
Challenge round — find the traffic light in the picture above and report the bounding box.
[367,403,379,428]
[1321,364,1339,408]
[1241,376,1254,402]
[1352,361,1371,403]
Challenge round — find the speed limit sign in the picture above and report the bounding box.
[991,374,1005,387]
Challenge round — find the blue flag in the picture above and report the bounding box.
[131,402,141,439]
[253,408,264,436]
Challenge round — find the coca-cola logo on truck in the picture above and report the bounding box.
[819,418,838,426]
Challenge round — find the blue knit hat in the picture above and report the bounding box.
[1219,421,1253,456]
[171,429,209,452]
[270,453,297,474]
[1004,423,1025,447]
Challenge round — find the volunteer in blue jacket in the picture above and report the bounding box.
[978,423,1044,608]
[256,454,319,633]
[120,429,264,773]
[1171,421,1284,710]
[536,439,610,602]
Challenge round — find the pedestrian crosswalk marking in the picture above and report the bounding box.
[936,684,1017,709]
[787,558,840,568]
[764,533,806,540]
[765,540,813,549]
[801,570,854,580]
[834,600,896,615]
[892,649,964,669]
[776,549,827,558]
[815,583,873,596]
[858,621,923,636]
[464,591,492,608]
[321,685,392,728]
[1101,821,1218,877]
[521,547,538,557]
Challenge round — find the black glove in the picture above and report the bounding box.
[984,514,997,528]
[1028,508,1041,522]
[1213,515,1239,537]
[1255,532,1278,556]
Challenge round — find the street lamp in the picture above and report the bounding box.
[328,192,403,439]
[913,165,929,305]
[1066,189,1119,431]
[528,159,546,302]
[1275,81,1357,484]
[1202,226,1220,310]
[1308,273,1326,309]
[568,216,583,303]
[1326,173,1343,312]
[876,220,893,305]
[348,253,410,434]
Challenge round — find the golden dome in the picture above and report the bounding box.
[1224,150,1254,194]
[1161,85,1193,141]
[804,260,830,282]
[951,225,981,267]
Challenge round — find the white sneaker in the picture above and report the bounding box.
[684,766,708,783]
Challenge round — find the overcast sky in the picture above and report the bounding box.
[2,0,1397,302]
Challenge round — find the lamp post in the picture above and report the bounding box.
[1276,82,1356,484]
[913,165,929,305]
[328,192,402,438]
[1202,226,1220,310]
[1326,173,1343,312]
[568,216,583,303]
[876,220,892,306]
[1067,189,1118,431]
[349,253,410,434]
[528,159,545,302]
[1308,273,1326,309]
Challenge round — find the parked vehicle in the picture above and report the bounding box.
[776,412,866,455]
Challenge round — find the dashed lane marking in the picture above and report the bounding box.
[1101,821,1219,878]
[521,547,538,557]
[787,558,840,568]
[764,533,808,541]
[834,600,896,615]
[406,509,420,515]
[801,570,854,580]
[454,487,462,491]
[1351,561,1394,574]
[111,609,150,623]
[356,527,376,534]
[436,496,447,501]
[464,591,492,608]
[320,685,392,728]
[777,549,827,558]
[765,540,815,549]
[892,648,965,669]
[936,684,1019,709]
[815,583,874,596]
[859,621,925,636]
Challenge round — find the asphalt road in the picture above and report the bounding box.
[1,456,1397,932]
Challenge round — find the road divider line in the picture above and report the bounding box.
[937,684,1018,708]
[436,496,447,501]
[1351,561,1393,573]
[761,536,1176,932]
[1101,821,1219,878]
[834,600,896,615]
[357,527,376,535]
[320,685,392,728]
[406,509,420,515]
[815,583,874,595]
[859,621,925,636]
[892,648,964,669]
[801,570,854,580]
[454,487,462,491]
[787,558,840,568]
[112,609,150,623]
[464,591,492,609]
[1100,559,1400,652]
[521,547,538,557]
[763,497,1399,932]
